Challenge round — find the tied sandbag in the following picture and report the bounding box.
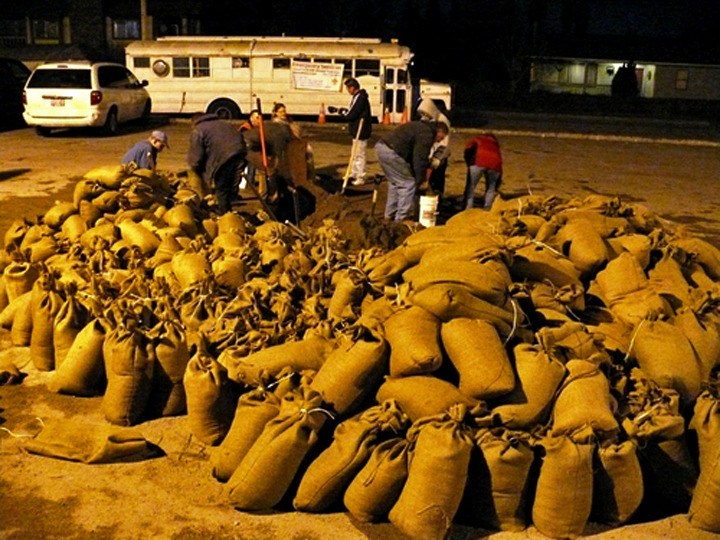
[3,261,39,302]
[409,282,515,337]
[294,399,409,512]
[310,332,389,417]
[389,404,475,540]
[0,289,29,330]
[327,268,365,322]
[592,440,644,525]
[162,203,199,237]
[49,318,106,396]
[83,164,125,189]
[226,386,328,511]
[216,211,248,236]
[219,334,334,387]
[147,315,190,418]
[554,217,610,276]
[535,321,606,362]
[102,319,154,426]
[441,318,515,399]
[670,236,720,280]
[606,233,652,269]
[530,282,586,314]
[355,294,401,334]
[674,308,720,381]
[42,201,77,229]
[10,291,34,346]
[376,375,479,423]
[647,251,693,309]
[551,359,619,440]
[117,219,160,256]
[23,418,161,464]
[399,225,460,264]
[0,274,7,313]
[344,437,410,522]
[630,319,703,403]
[29,275,62,372]
[211,377,296,482]
[384,306,443,377]
[465,428,534,532]
[688,385,720,532]
[59,214,88,242]
[52,290,91,369]
[402,258,511,307]
[418,233,506,266]
[27,235,59,263]
[211,255,246,289]
[364,248,412,288]
[508,241,582,288]
[183,347,237,445]
[532,434,594,539]
[171,249,211,290]
[491,344,567,430]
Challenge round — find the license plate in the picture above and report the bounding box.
[50,99,65,107]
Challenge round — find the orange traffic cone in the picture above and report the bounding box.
[318,103,326,124]
[400,106,409,124]
[382,108,391,125]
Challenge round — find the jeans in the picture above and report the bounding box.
[375,140,416,221]
[350,138,368,180]
[464,165,501,210]
[215,153,246,214]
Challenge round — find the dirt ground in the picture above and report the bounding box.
[1,116,719,540]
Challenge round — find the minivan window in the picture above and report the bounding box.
[98,65,131,88]
[27,69,92,89]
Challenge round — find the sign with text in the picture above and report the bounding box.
[292,61,344,91]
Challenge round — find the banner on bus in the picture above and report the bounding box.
[292,61,344,91]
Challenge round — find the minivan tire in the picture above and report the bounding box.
[103,108,119,135]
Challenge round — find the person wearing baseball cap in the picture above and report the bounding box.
[121,130,169,171]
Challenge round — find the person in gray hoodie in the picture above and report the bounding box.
[187,112,247,214]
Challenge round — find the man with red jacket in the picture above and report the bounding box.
[463,132,503,210]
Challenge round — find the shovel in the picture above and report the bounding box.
[341,118,364,195]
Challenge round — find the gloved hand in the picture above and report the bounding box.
[430,157,441,169]
[327,105,338,113]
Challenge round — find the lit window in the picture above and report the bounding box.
[112,19,140,40]
[675,69,689,90]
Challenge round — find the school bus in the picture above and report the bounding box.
[124,36,452,122]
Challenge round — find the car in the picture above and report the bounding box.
[0,57,32,127]
[22,61,151,136]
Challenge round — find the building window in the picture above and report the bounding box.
[273,58,291,69]
[155,18,181,37]
[675,69,689,90]
[32,19,60,43]
[0,19,26,46]
[112,19,140,40]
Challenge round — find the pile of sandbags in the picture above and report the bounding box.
[2,169,720,538]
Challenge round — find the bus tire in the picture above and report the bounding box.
[208,99,241,120]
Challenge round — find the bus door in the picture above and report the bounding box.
[383,66,409,123]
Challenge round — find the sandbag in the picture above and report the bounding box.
[171,249,211,290]
[3,261,39,302]
[327,268,365,322]
[508,241,582,288]
[592,440,644,525]
[343,437,410,522]
[226,386,327,510]
[376,375,479,423]
[674,308,720,381]
[532,434,594,539]
[384,306,443,377]
[117,219,160,256]
[310,333,388,416]
[147,316,190,418]
[554,217,610,276]
[294,399,408,512]
[53,292,91,369]
[688,387,720,532]
[9,291,34,346]
[389,404,475,540]
[441,317,515,399]
[43,201,78,229]
[49,318,106,396]
[491,344,567,430]
[29,276,62,371]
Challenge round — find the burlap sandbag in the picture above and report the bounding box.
[376,375,479,423]
[212,256,247,289]
[343,437,410,522]
[688,388,720,532]
[162,203,198,237]
[146,234,183,269]
[77,198,104,228]
[102,320,154,426]
[327,268,365,323]
[216,211,249,235]
[211,383,287,483]
[674,308,720,381]
[219,333,334,387]
[226,386,327,510]
[551,359,619,439]
[647,251,693,309]
[310,332,388,416]
[532,434,594,539]
[117,219,160,256]
[29,276,62,371]
[58,213,88,243]
[399,225,459,264]
[0,275,7,313]
[365,248,413,288]
[441,318,515,399]
[630,319,703,403]
[356,295,401,335]
[530,282,586,314]
[409,282,515,337]
[49,318,106,396]
[294,399,408,512]
[670,236,720,280]
[465,428,534,532]
[491,344,567,430]
[42,201,78,229]
[52,292,91,369]
[554,217,610,276]
[84,164,126,189]
[147,316,190,418]
[389,404,474,540]
[9,291,33,346]
[418,233,506,266]
[535,321,606,362]
[0,289,28,330]
[171,249,211,290]
[384,306,443,377]
[3,261,39,302]
[591,440,644,525]
[508,241,582,288]
[183,348,237,445]
[606,233,652,268]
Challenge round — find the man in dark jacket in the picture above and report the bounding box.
[375,120,449,221]
[187,112,247,214]
[339,77,372,185]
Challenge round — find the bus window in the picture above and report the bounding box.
[273,58,291,69]
[314,58,332,64]
[356,59,380,77]
[173,57,210,78]
[193,57,210,77]
[385,67,395,85]
[397,69,408,84]
[173,57,190,77]
[384,89,394,112]
[336,59,353,77]
[133,57,150,69]
[232,57,249,68]
[396,89,407,112]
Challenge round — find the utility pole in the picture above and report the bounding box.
[140,0,151,40]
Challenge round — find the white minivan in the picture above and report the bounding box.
[23,61,151,136]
